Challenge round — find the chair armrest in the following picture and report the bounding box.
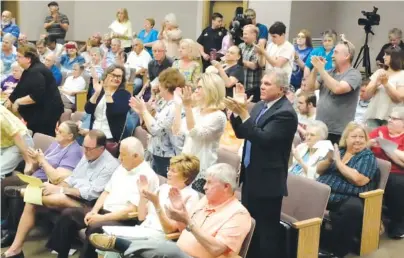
[125,83,134,95]
[165,232,181,240]
[127,212,138,219]
[292,218,322,258]
[359,189,384,198]
[75,90,88,112]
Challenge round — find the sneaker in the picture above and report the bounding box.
[89,233,117,252]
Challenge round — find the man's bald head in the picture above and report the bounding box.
[2,11,13,23]
[44,53,56,68]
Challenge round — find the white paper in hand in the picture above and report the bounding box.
[376,137,398,155]
[102,226,149,240]
[150,77,159,89]
[313,140,334,151]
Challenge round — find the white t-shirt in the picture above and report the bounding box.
[103,162,159,212]
[126,49,152,71]
[49,43,64,56]
[93,95,113,139]
[265,40,295,81]
[62,76,86,104]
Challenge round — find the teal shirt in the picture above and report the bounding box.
[305,46,335,71]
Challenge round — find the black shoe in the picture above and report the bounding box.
[318,249,342,258]
[0,251,24,258]
[1,231,15,248]
[3,187,22,198]
[387,222,404,239]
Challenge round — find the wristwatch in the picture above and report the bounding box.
[185,221,195,232]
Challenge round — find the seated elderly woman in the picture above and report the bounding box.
[0,62,22,96]
[172,39,201,87]
[59,41,85,75]
[1,121,83,247]
[316,122,379,257]
[125,38,152,95]
[44,53,63,86]
[85,47,104,81]
[59,63,87,110]
[369,107,404,239]
[289,120,329,179]
[1,33,17,77]
[89,154,200,258]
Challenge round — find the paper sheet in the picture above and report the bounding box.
[17,173,43,187]
[23,185,43,206]
[103,226,150,240]
[313,140,334,151]
[377,137,398,154]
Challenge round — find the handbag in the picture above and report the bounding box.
[105,115,128,158]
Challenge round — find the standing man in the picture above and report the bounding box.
[44,1,69,44]
[225,68,298,258]
[244,8,268,47]
[306,38,361,144]
[197,12,227,71]
[1,11,20,42]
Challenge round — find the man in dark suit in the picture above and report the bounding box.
[224,68,298,258]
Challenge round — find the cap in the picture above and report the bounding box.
[48,1,59,7]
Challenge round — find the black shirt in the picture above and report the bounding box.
[375,41,404,63]
[197,26,227,54]
[148,57,174,81]
[224,64,244,97]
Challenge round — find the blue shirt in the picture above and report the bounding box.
[305,46,334,71]
[290,151,310,175]
[256,23,268,40]
[1,50,16,76]
[291,46,313,88]
[138,29,159,57]
[1,23,20,42]
[317,148,378,203]
[60,54,85,74]
[50,65,62,86]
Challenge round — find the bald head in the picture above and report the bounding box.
[2,11,13,23]
[44,53,56,68]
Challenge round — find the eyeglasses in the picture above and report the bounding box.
[297,34,306,39]
[108,73,123,79]
[152,49,165,53]
[82,145,99,152]
[342,40,352,55]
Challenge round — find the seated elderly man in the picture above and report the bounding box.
[1,11,20,42]
[1,130,119,258]
[126,38,152,95]
[46,137,159,258]
[16,33,35,49]
[44,52,62,85]
[103,38,121,69]
[89,163,252,258]
[36,38,51,63]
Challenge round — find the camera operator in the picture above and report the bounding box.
[376,28,404,68]
[244,9,268,48]
[197,12,227,71]
[239,24,261,102]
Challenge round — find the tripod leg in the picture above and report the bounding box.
[354,46,365,68]
[364,45,371,77]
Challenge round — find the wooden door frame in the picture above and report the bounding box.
[202,0,249,29]
[2,1,20,25]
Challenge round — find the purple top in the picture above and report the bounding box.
[1,75,19,91]
[32,141,83,180]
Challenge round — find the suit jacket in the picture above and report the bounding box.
[230,96,298,198]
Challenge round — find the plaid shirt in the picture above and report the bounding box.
[239,42,261,91]
[317,148,379,203]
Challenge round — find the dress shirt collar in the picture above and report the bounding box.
[264,97,282,110]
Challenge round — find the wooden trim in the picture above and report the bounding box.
[75,91,88,112]
[292,218,322,258]
[125,82,134,95]
[242,0,249,11]
[359,190,384,255]
[202,0,249,29]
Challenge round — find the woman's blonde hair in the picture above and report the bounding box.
[339,121,369,148]
[198,73,225,110]
[170,154,200,186]
[180,39,200,61]
[164,13,178,28]
[116,8,129,22]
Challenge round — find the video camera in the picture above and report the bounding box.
[358,6,380,29]
[229,7,252,45]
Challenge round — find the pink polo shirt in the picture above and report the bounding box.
[177,196,251,258]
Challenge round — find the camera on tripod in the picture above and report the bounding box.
[358,6,380,27]
[229,7,252,45]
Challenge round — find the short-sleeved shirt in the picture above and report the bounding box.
[50,65,62,86]
[60,54,85,74]
[256,23,268,40]
[44,12,69,40]
[137,29,159,57]
[369,126,404,174]
[317,148,379,203]
[62,75,86,104]
[1,23,20,41]
[103,162,159,212]
[291,46,313,88]
[224,64,244,97]
[239,42,261,91]
[32,141,83,180]
[197,26,227,54]
[305,46,334,71]
[1,51,17,76]
[0,105,28,148]
[316,67,362,135]
[177,196,251,258]
[265,40,295,82]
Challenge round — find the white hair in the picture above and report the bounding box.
[111,38,121,45]
[205,163,238,191]
[132,38,144,47]
[164,13,178,27]
[307,120,328,140]
[265,68,290,93]
[120,136,144,157]
[11,62,22,70]
[3,33,16,44]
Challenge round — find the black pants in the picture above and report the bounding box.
[124,47,132,53]
[242,185,283,258]
[46,207,137,258]
[327,133,341,145]
[151,155,170,177]
[325,197,364,257]
[384,173,404,236]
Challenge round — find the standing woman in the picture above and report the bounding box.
[109,8,133,53]
[84,64,131,153]
[173,73,227,191]
[172,39,201,87]
[5,44,63,137]
[291,29,313,90]
[137,18,159,57]
[158,13,182,60]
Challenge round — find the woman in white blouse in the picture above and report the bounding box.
[365,46,404,129]
[173,73,226,192]
[289,120,330,179]
[109,8,133,53]
[59,63,86,110]
[158,13,182,60]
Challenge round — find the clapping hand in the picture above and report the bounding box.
[178,86,193,108]
[165,188,190,224]
[129,96,147,115]
[211,60,221,69]
[92,79,103,93]
[137,175,149,194]
[378,72,388,86]
[253,44,265,55]
[311,56,326,71]
[333,144,341,162]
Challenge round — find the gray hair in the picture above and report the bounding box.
[89,47,102,58]
[111,38,121,45]
[3,33,16,44]
[152,40,166,51]
[391,107,404,120]
[389,28,402,39]
[164,13,178,27]
[265,68,290,93]
[205,163,238,191]
[132,38,144,48]
[339,39,355,63]
[306,120,328,140]
[120,136,144,157]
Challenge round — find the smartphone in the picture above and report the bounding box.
[210,49,217,61]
